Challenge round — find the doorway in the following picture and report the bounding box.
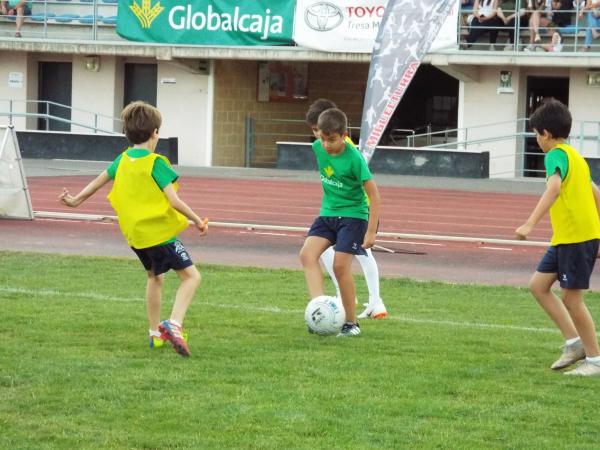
[123,63,157,107]
[38,62,72,132]
[524,76,569,177]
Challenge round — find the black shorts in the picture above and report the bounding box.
[132,240,194,276]
[537,239,599,289]
[308,216,368,256]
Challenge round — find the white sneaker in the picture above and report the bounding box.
[564,359,600,377]
[524,44,535,52]
[357,302,388,319]
[551,340,585,370]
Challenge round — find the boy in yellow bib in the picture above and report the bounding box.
[59,101,207,357]
[516,99,600,376]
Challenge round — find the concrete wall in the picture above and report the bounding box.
[1,52,212,166]
[0,53,29,129]
[459,66,600,177]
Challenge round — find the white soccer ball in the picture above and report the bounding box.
[305,295,346,336]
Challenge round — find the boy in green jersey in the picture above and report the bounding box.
[306,99,387,319]
[300,108,381,337]
[59,101,208,357]
[516,99,600,376]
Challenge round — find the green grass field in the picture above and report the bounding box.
[1,251,600,449]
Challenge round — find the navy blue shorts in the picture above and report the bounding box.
[307,216,368,256]
[132,240,194,276]
[537,239,599,289]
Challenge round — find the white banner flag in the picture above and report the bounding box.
[358,0,458,163]
[293,0,458,53]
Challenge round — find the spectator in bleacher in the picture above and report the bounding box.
[0,0,31,37]
[580,0,600,50]
[526,0,575,51]
[497,0,530,49]
[465,0,504,50]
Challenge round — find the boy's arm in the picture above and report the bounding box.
[163,183,208,235]
[515,172,561,239]
[591,181,600,218]
[59,170,111,207]
[362,179,380,249]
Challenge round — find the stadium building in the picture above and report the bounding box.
[1,0,599,178]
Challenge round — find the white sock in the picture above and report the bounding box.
[320,246,340,296]
[565,337,581,346]
[149,329,161,338]
[356,248,381,304]
[586,356,600,364]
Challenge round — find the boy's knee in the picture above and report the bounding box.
[299,248,315,267]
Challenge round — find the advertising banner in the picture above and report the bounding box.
[358,0,457,163]
[293,0,459,53]
[117,0,296,46]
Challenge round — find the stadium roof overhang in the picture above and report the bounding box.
[2,38,600,77]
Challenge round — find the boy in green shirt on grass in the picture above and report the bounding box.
[299,107,381,337]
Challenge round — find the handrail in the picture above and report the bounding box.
[1,98,121,134]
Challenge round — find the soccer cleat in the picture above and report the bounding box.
[150,335,165,349]
[563,359,600,377]
[357,302,388,320]
[150,330,189,349]
[551,340,585,370]
[337,322,361,337]
[158,320,191,357]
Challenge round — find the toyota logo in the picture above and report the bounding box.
[304,2,343,32]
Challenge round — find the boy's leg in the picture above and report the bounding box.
[146,271,164,331]
[159,265,200,357]
[333,251,357,323]
[562,289,600,358]
[529,271,579,339]
[529,271,584,369]
[319,245,340,297]
[356,249,388,319]
[300,236,333,300]
[170,265,201,325]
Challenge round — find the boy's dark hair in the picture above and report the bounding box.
[529,98,572,139]
[121,101,162,144]
[317,108,347,135]
[306,98,337,126]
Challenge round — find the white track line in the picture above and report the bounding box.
[0,286,566,335]
[34,210,550,248]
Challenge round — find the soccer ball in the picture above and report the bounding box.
[305,295,346,335]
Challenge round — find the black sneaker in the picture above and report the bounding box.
[336,322,361,337]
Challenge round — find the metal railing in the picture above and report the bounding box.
[459,1,599,52]
[1,99,121,134]
[0,0,118,40]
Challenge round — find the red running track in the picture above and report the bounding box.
[28,175,552,242]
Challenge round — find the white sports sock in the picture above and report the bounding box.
[149,329,161,338]
[320,246,340,296]
[586,356,600,364]
[356,248,381,304]
[565,337,581,346]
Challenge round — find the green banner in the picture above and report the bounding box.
[117,0,295,46]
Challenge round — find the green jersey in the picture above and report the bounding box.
[312,140,372,220]
[545,148,568,180]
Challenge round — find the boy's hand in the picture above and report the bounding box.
[362,230,376,249]
[196,217,209,236]
[515,223,533,240]
[59,188,80,207]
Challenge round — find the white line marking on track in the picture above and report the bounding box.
[376,239,444,247]
[0,286,573,335]
[480,246,513,251]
